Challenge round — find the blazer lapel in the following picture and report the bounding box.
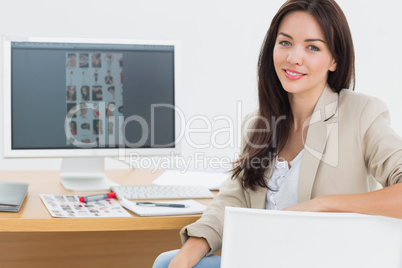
[247,162,273,208]
[298,84,339,202]
[250,177,271,209]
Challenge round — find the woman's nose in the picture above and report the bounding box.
[287,47,303,66]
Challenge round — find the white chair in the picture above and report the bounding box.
[221,207,402,268]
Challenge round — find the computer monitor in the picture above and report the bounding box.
[3,36,180,191]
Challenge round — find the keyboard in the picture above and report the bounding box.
[111,185,214,200]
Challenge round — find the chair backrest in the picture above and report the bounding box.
[221,207,402,268]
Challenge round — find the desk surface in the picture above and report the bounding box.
[0,169,214,232]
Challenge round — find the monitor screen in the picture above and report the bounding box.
[3,37,180,190]
[4,37,178,156]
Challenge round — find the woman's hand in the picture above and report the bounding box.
[168,237,210,268]
[283,184,402,219]
[168,253,191,268]
[282,196,329,212]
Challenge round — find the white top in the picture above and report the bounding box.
[265,150,304,210]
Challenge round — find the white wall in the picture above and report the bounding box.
[1,0,401,171]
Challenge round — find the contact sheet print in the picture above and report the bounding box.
[40,194,131,218]
[66,52,124,147]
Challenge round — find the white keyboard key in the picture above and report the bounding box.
[111,185,214,200]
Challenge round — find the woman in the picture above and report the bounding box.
[69,121,77,135]
[93,119,102,135]
[92,53,102,68]
[105,70,114,85]
[79,103,88,119]
[108,86,115,99]
[106,102,115,117]
[66,53,76,68]
[66,85,76,101]
[81,86,90,101]
[154,0,402,267]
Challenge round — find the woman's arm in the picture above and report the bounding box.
[285,97,402,219]
[168,237,210,268]
[283,183,402,219]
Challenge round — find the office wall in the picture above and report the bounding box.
[0,0,401,171]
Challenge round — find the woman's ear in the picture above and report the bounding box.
[329,58,337,72]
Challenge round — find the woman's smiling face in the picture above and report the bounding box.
[273,11,337,97]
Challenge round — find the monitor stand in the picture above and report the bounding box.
[60,157,118,191]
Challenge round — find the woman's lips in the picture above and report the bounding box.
[284,69,306,80]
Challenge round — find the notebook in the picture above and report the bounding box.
[120,198,206,216]
[0,181,29,212]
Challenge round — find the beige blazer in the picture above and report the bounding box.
[180,84,402,255]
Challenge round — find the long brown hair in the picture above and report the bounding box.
[232,0,355,190]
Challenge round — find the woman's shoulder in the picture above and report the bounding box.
[338,89,390,130]
[339,89,389,114]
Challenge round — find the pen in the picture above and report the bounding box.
[79,192,116,203]
[136,202,186,208]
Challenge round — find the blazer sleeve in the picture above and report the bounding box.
[360,97,402,186]
[179,175,249,255]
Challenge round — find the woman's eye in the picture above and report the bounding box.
[279,41,291,46]
[308,45,320,51]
